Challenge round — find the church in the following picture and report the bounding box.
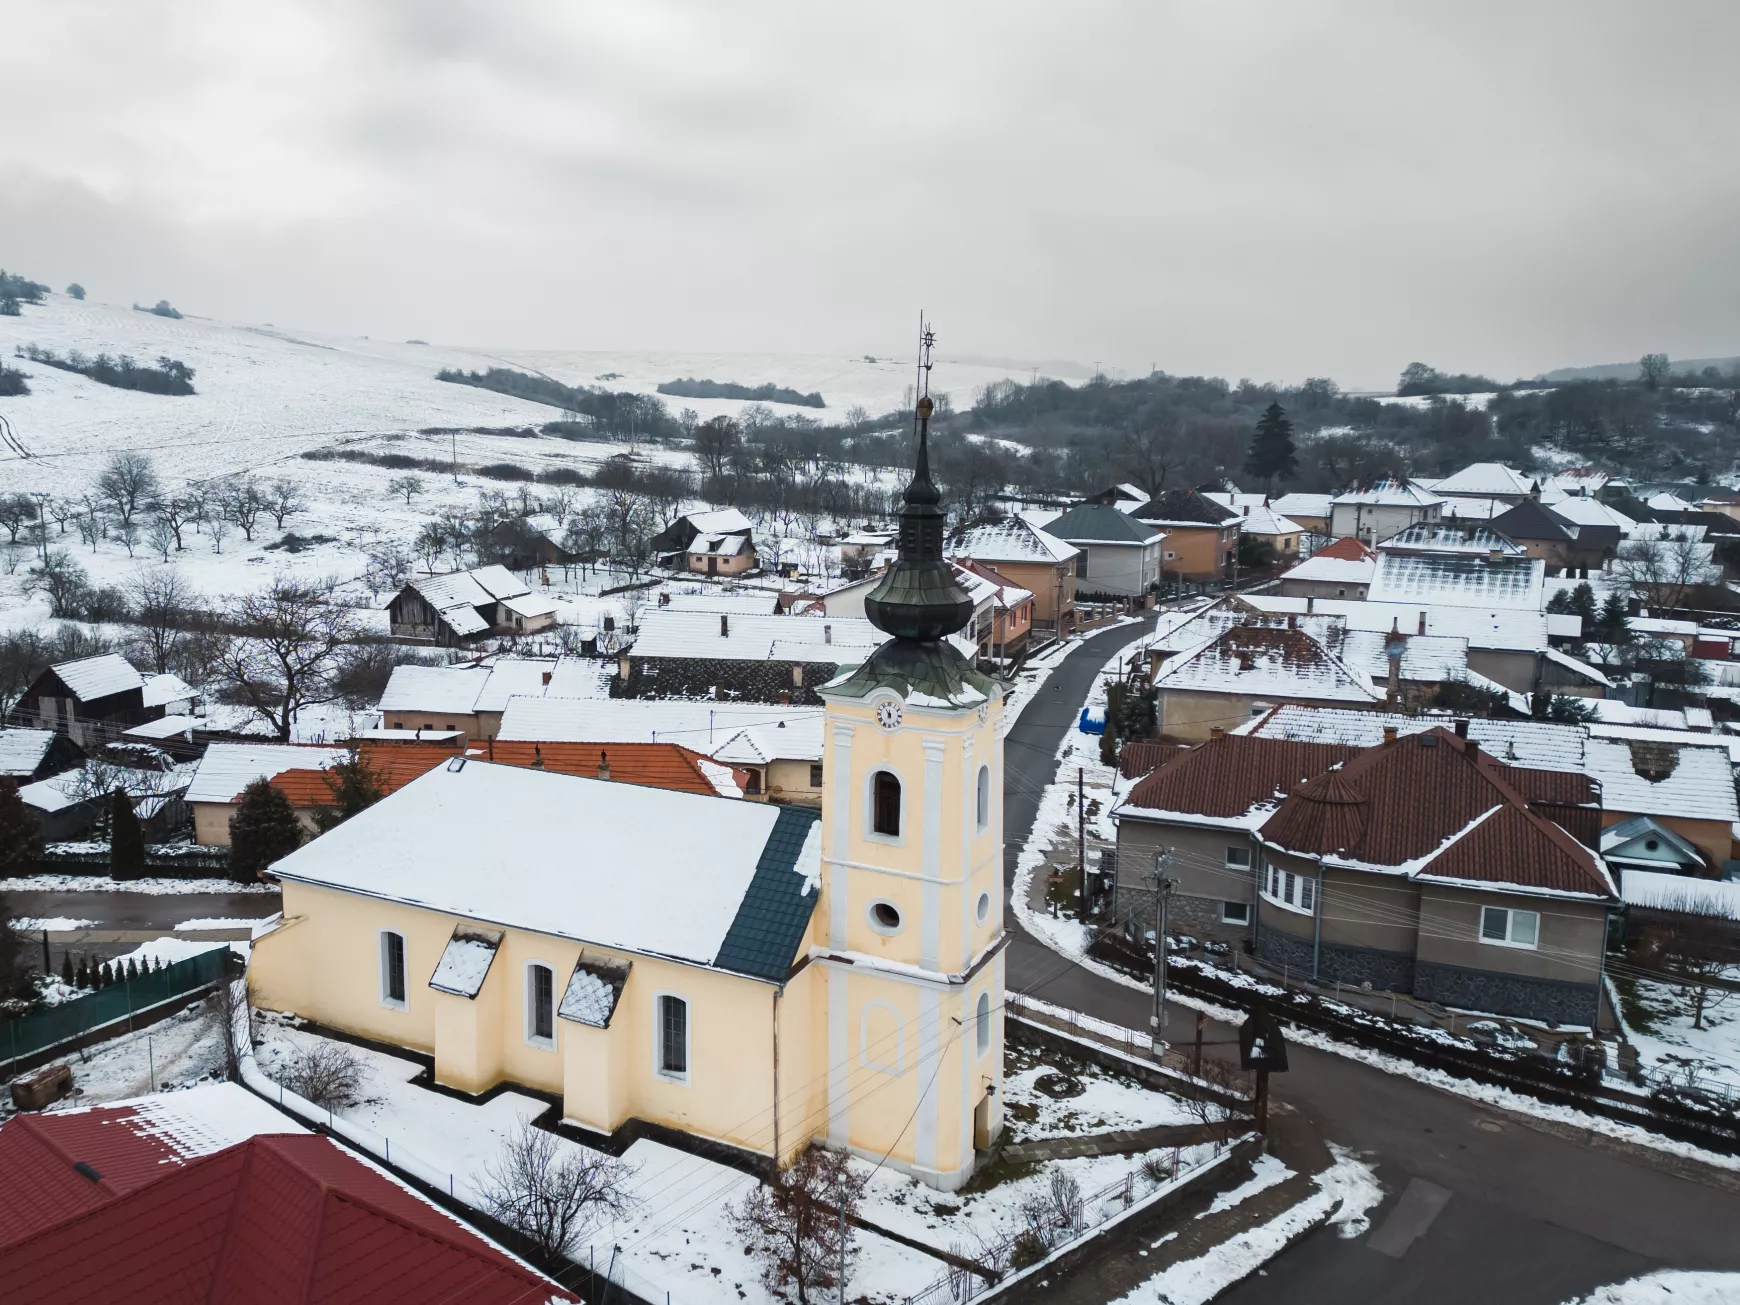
[249,349,1009,1191]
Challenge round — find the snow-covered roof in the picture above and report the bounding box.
[428,927,502,998]
[1437,498,1503,521]
[1330,479,1444,507]
[123,715,199,741]
[1271,492,1333,520]
[1622,869,1740,921]
[660,591,783,615]
[51,653,144,702]
[18,771,89,813]
[408,566,530,612]
[1240,595,1550,652]
[1588,723,1740,765]
[1366,552,1545,610]
[1229,503,1303,535]
[1280,554,1375,584]
[140,673,194,709]
[1239,703,1589,772]
[559,958,630,1027]
[1430,463,1539,498]
[496,697,826,760]
[1152,625,1381,704]
[1377,522,1526,556]
[471,659,558,714]
[269,760,820,978]
[0,728,57,777]
[378,664,492,716]
[1648,492,1697,512]
[1545,469,1610,495]
[187,743,349,805]
[499,592,559,621]
[631,608,887,662]
[950,517,1079,565]
[1583,738,1740,824]
[690,532,753,557]
[1541,645,1611,686]
[1601,815,1704,866]
[682,508,754,535]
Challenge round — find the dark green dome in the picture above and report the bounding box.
[864,391,974,642]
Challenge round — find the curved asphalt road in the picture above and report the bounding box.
[1001,618,1740,1304]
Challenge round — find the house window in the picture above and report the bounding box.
[745,768,763,795]
[1165,551,1177,561]
[379,931,407,1009]
[868,900,904,934]
[810,763,825,788]
[976,991,992,1056]
[1480,906,1540,949]
[526,963,555,1046]
[1222,902,1251,924]
[976,765,991,830]
[872,771,901,837]
[976,891,991,924]
[1075,555,1088,578]
[1224,846,1252,869]
[657,994,689,1078]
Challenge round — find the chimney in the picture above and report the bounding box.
[792,664,805,686]
[532,744,544,769]
[658,591,669,606]
[778,690,791,705]
[720,614,730,637]
[603,615,615,632]
[1306,596,1315,614]
[541,670,552,686]
[1210,726,1226,739]
[824,624,832,645]
[486,734,494,761]
[1454,718,1469,737]
[1417,611,1427,635]
[1382,725,1398,744]
[1236,651,1254,671]
[597,750,610,781]
[1287,613,1297,630]
[617,652,630,680]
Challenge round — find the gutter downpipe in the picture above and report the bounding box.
[1311,859,1324,980]
[772,986,782,1169]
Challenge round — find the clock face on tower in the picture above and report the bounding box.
[875,699,903,732]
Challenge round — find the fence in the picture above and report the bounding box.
[1,947,230,1072]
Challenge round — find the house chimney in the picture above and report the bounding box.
[1287,614,1297,630]
[1417,610,1427,635]
[778,690,791,705]
[617,653,630,680]
[541,670,552,686]
[1454,718,1469,737]
[659,591,669,606]
[532,744,544,769]
[1306,596,1315,614]
[1382,725,1398,744]
[598,750,610,781]
[603,615,615,632]
[792,664,805,686]
[824,624,832,645]
[1210,726,1226,739]
[720,614,730,637]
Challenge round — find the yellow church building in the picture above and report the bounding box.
[250,362,1009,1191]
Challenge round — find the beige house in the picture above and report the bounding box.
[951,517,1080,635]
[186,743,349,846]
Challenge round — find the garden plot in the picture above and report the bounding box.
[1001,1039,1205,1139]
[1615,974,1740,1093]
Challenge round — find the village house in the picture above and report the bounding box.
[1328,478,1444,543]
[1130,489,1241,583]
[1488,499,1621,576]
[1044,501,1166,598]
[6,653,193,749]
[954,558,1035,664]
[0,1083,574,1304]
[252,397,1010,1192]
[1367,521,1546,611]
[0,727,85,783]
[496,697,826,806]
[1275,537,1376,600]
[798,561,1030,665]
[186,743,351,846]
[375,655,620,743]
[387,566,558,646]
[614,608,888,705]
[950,515,1080,635]
[1425,462,1542,508]
[649,507,757,574]
[1270,492,1334,536]
[1230,501,1304,563]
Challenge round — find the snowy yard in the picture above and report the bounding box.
[1614,974,1740,1093]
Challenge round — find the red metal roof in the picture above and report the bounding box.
[0,1110,573,1304]
[1310,536,1376,562]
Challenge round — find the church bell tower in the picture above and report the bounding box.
[813,321,1007,1191]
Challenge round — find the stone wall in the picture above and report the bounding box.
[1256,923,1417,993]
[1414,959,1599,1026]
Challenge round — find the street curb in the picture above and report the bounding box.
[1203,1188,1338,1303]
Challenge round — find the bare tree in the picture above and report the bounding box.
[482,1125,638,1269]
[47,497,73,535]
[117,519,138,558]
[1116,423,1188,498]
[729,1147,866,1305]
[218,476,264,541]
[22,549,89,618]
[146,518,176,562]
[95,452,159,531]
[208,513,230,554]
[0,495,31,544]
[694,415,743,480]
[209,578,357,739]
[413,520,446,574]
[205,971,247,1083]
[264,477,304,530]
[1613,534,1720,613]
[1639,352,1672,391]
[73,507,102,553]
[127,567,196,673]
[150,494,195,551]
[386,474,423,506]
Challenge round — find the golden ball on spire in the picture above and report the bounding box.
[915,395,933,419]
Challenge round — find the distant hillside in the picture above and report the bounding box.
[1545,354,1740,382]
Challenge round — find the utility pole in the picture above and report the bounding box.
[837,1168,847,1305]
[1150,849,1175,1051]
[1076,767,1087,922]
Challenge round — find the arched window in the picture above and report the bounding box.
[526,963,555,1046]
[976,991,991,1056]
[872,770,901,837]
[975,765,991,830]
[379,931,407,1009]
[657,994,689,1078]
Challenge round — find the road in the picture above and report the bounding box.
[7,890,280,966]
[1001,616,1740,1304]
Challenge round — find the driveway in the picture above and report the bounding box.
[1000,620,1740,1303]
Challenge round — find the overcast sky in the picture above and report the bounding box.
[3,2,1736,390]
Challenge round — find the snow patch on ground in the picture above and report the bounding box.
[1202,1153,1292,1215]
[1564,1271,1740,1304]
[0,875,277,895]
[11,916,95,931]
[174,916,263,930]
[1614,975,1740,1093]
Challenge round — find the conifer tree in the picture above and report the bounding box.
[229,778,304,883]
[313,749,387,832]
[1598,592,1633,643]
[110,788,146,880]
[60,952,73,987]
[98,962,112,987]
[126,957,139,982]
[76,956,90,989]
[0,779,42,877]
[1243,402,1298,491]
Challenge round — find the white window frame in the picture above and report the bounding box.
[864,765,906,845]
[1259,865,1316,917]
[1479,906,1540,950]
[975,890,992,925]
[1221,901,1251,924]
[975,765,991,831]
[653,991,691,1083]
[1223,845,1252,870]
[859,1000,904,1074]
[524,961,557,1050]
[378,929,408,1011]
[866,898,906,936]
[975,990,992,1057]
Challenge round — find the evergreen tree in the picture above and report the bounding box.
[1569,582,1598,629]
[110,788,146,880]
[98,962,112,987]
[313,749,387,832]
[1598,592,1633,643]
[60,952,73,987]
[1243,402,1298,490]
[0,892,26,998]
[0,779,43,877]
[229,778,304,883]
[126,957,139,982]
[76,956,90,989]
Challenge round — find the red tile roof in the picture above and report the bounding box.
[1121,734,1362,821]
[1117,740,1190,780]
[1260,727,1610,896]
[0,1109,573,1305]
[1310,536,1376,562]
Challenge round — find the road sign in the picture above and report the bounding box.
[1239,1007,1289,1073]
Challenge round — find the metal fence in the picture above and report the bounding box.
[1,947,229,1071]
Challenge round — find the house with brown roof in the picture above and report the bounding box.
[950,516,1080,634]
[1131,489,1242,583]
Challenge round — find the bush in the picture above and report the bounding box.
[1009,1230,1049,1269]
[0,270,48,304]
[536,465,588,486]
[15,345,194,395]
[65,283,85,300]
[0,364,28,396]
[476,461,534,481]
[657,377,826,408]
[135,299,183,319]
[281,1040,366,1110]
